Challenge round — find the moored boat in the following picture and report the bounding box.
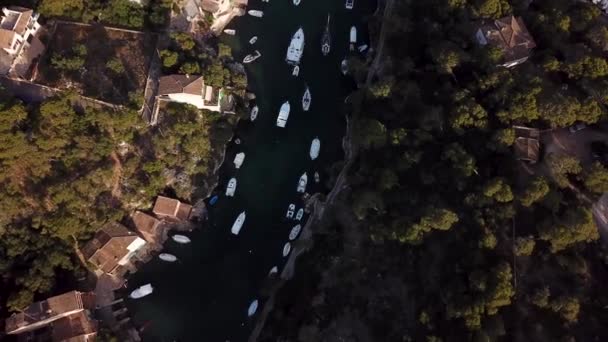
[276,101,290,127]
[130,284,153,299]
[350,26,357,51]
[159,253,177,262]
[249,36,258,44]
[248,10,263,17]
[286,203,295,219]
[302,86,311,111]
[243,50,261,64]
[310,137,320,160]
[295,208,304,221]
[268,266,278,275]
[358,44,368,52]
[209,195,219,205]
[345,0,354,9]
[226,178,237,197]
[289,224,302,240]
[293,0,301,5]
[314,171,320,183]
[341,59,348,75]
[224,29,236,35]
[286,27,305,65]
[248,299,258,316]
[172,234,191,244]
[234,152,245,169]
[231,211,246,235]
[250,105,259,121]
[292,65,299,76]
[297,172,308,193]
[283,242,291,256]
[321,14,331,56]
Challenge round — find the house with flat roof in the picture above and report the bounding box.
[0,6,44,78]
[156,74,226,111]
[153,196,192,222]
[475,15,536,68]
[5,290,97,341]
[81,222,147,275]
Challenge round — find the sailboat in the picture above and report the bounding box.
[321,14,331,56]
[302,86,311,111]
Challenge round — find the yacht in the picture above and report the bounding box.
[276,101,290,127]
[293,0,301,5]
[268,266,278,276]
[286,27,305,65]
[249,36,258,44]
[345,0,354,9]
[172,234,191,244]
[321,14,331,56]
[297,172,308,193]
[224,29,236,35]
[292,65,300,76]
[295,208,304,221]
[130,284,153,299]
[302,86,311,111]
[231,211,246,235]
[314,171,320,183]
[350,26,357,51]
[286,204,295,219]
[159,253,177,262]
[248,299,259,317]
[234,152,245,169]
[250,105,259,121]
[283,242,291,256]
[248,10,264,17]
[243,50,261,64]
[226,178,237,197]
[289,224,302,240]
[341,59,348,75]
[310,137,320,160]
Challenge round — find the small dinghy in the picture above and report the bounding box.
[248,10,263,17]
[172,234,191,244]
[292,65,300,76]
[310,137,320,160]
[293,0,301,5]
[295,208,304,221]
[289,224,302,240]
[234,152,245,169]
[249,36,258,44]
[276,101,290,128]
[224,29,236,35]
[268,266,278,276]
[243,50,261,64]
[130,284,153,299]
[297,173,308,193]
[283,242,291,257]
[209,195,219,205]
[248,299,259,316]
[349,26,357,51]
[250,105,259,121]
[358,44,368,52]
[314,171,320,183]
[159,253,177,262]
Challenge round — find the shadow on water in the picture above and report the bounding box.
[125,0,377,341]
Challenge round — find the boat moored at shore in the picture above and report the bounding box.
[159,253,177,262]
[243,50,261,64]
[297,173,308,193]
[286,204,295,219]
[250,105,259,121]
[286,28,305,65]
[172,234,191,244]
[130,284,153,299]
[248,10,264,17]
[223,29,236,35]
[295,208,304,221]
[283,242,291,256]
[276,101,290,127]
[302,86,311,111]
[234,152,245,169]
[289,224,301,240]
[231,211,246,235]
[226,178,237,197]
[310,137,320,160]
[292,65,299,76]
[345,0,354,9]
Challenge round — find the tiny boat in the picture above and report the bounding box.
[321,14,331,56]
[226,177,237,197]
[209,195,219,205]
[249,36,258,44]
[243,50,261,64]
[286,204,295,219]
[235,138,242,145]
[293,0,301,5]
[283,242,291,257]
[248,299,259,316]
[276,101,290,128]
[248,10,264,17]
[350,26,357,51]
[358,44,368,52]
[224,29,236,35]
[234,152,245,169]
[297,173,308,193]
[289,224,301,240]
[130,284,153,299]
[295,208,304,221]
[302,86,311,111]
[310,137,320,160]
[250,105,259,121]
[268,266,278,275]
[232,211,246,235]
[292,65,300,76]
[345,0,354,9]
[159,253,177,262]
[341,59,348,75]
[314,171,320,183]
[172,234,191,244]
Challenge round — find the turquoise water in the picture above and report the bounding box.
[126,1,375,341]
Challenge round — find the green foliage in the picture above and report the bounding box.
[473,0,511,19]
[514,236,536,256]
[547,154,582,188]
[180,61,200,75]
[51,44,87,72]
[171,32,196,51]
[39,0,84,19]
[584,161,608,194]
[106,58,125,74]
[353,118,387,149]
[483,178,514,203]
[218,43,232,58]
[519,177,550,207]
[160,49,179,68]
[530,286,550,308]
[539,207,599,252]
[102,0,145,28]
[550,296,580,323]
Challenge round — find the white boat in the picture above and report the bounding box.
[293,0,301,5]
[310,137,320,160]
[231,211,246,235]
[345,0,354,9]
[283,242,291,256]
[250,105,259,121]
[297,172,308,193]
[130,284,153,299]
[358,44,368,52]
[341,59,348,75]
[234,152,245,169]
[226,177,237,197]
[350,26,357,51]
[276,101,290,128]
[314,171,320,183]
[286,203,295,219]
[224,29,236,35]
[248,300,258,316]
[292,65,299,76]
[286,27,305,65]
[289,224,301,240]
[248,10,264,17]
[172,234,191,244]
[268,266,278,275]
[249,36,258,44]
[159,253,177,262]
[295,208,304,221]
[243,50,261,64]
[321,14,331,56]
[302,87,311,111]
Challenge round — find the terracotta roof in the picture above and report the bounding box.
[479,16,536,65]
[0,28,15,49]
[132,211,161,242]
[81,222,141,273]
[51,311,97,342]
[201,0,220,13]
[514,137,540,163]
[158,74,203,96]
[9,7,33,36]
[153,196,192,221]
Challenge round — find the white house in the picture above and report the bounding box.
[0,6,44,77]
[157,74,223,111]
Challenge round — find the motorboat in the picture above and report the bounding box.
[341,59,348,75]
[289,224,302,240]
[297,172,308,193]
[346,0,354,9]
[231,211,246,235]
[276,101,290,127]
[250,105,259,121]
[209,195,219,205]
[286,27,305,65]
[295,208,304,221]
[243,50,261,64]
[234,152,245,169]
[172,234,191,244]
[248,10,264,17]
[286,204,295,219]
[224,29,236,35]
[314,171,320,183]
[310,137,320,160]
[283,242,291,257]
[292,65,299,76]
[293,0,301,5]
[159,253,177,262]
[226,178,237,197]
[302,86,311,111]
[350,26,357,51]
[130,284,153,299]
[321,14,331,56]
[358,44,368,52]
[249,36,258,44]
[248,299,259,316]
[268,266,278,276]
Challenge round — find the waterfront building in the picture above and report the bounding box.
[0,6,44,78]
[474,15,536,68]
[156,74,233,113]
[132,210,164,243]
[152,196,193,222]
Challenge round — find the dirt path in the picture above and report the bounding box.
[365,0,395,87]
[110,151,123,198]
